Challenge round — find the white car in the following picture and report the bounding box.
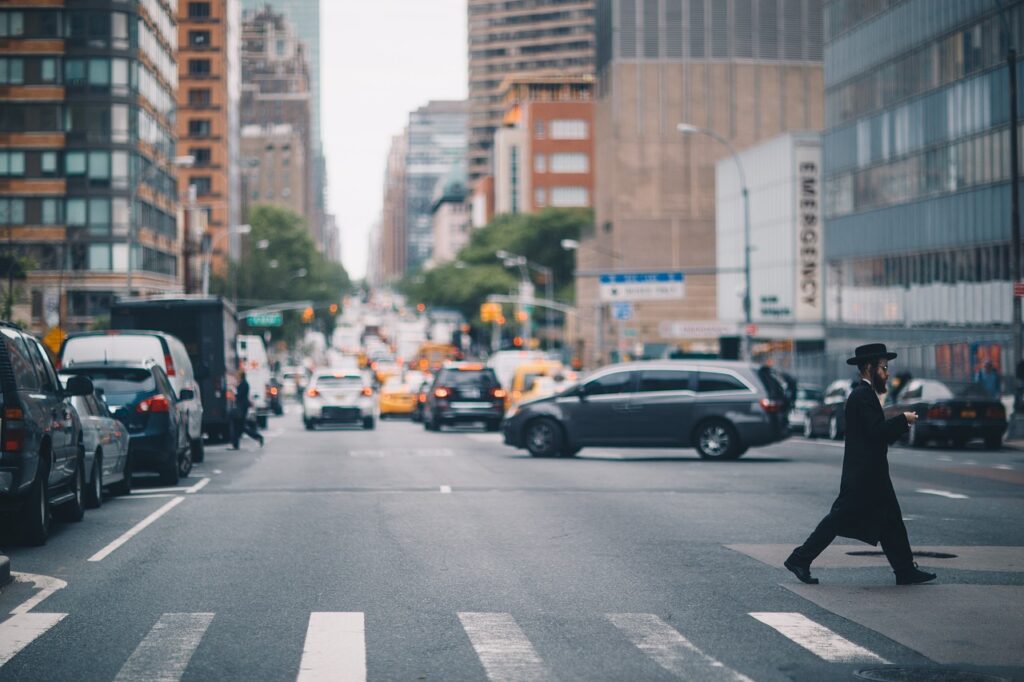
[303,371,376,430]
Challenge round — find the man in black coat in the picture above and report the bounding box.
[785,343,936,586]
[231,370,264,449]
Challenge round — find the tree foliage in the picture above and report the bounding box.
[214,205,352,342]
[399,208,590,324]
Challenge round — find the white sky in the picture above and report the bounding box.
[321,0,468,280]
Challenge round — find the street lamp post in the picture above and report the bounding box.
[125,154,193,298]
[677,123,752,361]
[561,239,624,367]
[496,249,553,347]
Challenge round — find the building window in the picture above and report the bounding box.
[0,12,25,37]
[191,177,212,196]
[535,188,546,207]
[550,153,589,173]
[0,151,25,176]
[550,120,588,140]
[188,88,212,106]
[188,119,211,137]
[41,198,61,225]
[66,198,86,226]
[188,30,211,47]
[65,151,87,175]
[0,198,25,224]
[534,120,545,138]
[551,186,589,207]
[187,2,211,19]
[534,154,546,173]
[89,244,111,271]
[189,148,211,166]
[0,58,24,84]
[188,59,211,76]
[40,151,57,175]
[40,58,56,83]
[88,198,110,234]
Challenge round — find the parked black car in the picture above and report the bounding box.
[60,362,193,485]
[423,363,506,432]
[802,378,858,440]
[891,379,1007,449]
[502,360,791,460]
[0,322,94,545]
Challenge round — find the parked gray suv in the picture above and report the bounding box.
[502,360,790,459]
[0,322,95,545]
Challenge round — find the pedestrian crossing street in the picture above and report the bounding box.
[1,607,896,680]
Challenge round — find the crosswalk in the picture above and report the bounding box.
[1,608,899,680]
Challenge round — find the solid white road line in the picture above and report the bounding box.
[296,612,366,682]
[185,477,210,494]
[458,612,552,682]
[89,496,186,562]
[121,494,179,500]
[0,613,67,668]
[916,488,969,499]
[994,464,1014,470]
[440,485,452,494]
[749,612,888,663]
[607,613,753,681]
[114,613,214,682]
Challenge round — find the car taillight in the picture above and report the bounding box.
[492,388,507,401]
[434,387,450,399]
[927,405,952,419]
[362,387,373,397]
[164,353,176,377]
[137,395,171,413]
[2,407,25,452]
[307,387,320,398]
[418,394,427,403]
[269,386,279,396]
[987,405,1005,419]
[759,398,784,413]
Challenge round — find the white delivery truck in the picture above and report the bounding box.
[237,334,273,428]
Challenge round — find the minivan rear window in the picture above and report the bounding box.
[438,369,498,389]
[62,335,165,367]
[61,368,155,400]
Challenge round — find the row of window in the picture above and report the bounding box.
[12,242,176,277]
[535,119,589,140]
[583,368,749,396]
[834,243,1012,289]
[826,7,1023,128]
[534,186,591,208]
[534,152,589,174]
[826,66,1015,174]
[826,124,1019,218]
[1,102,173,155]
[0,57,57,85]
[0,196,173,238]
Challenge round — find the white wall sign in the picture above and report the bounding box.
[794,146,823,322]
[599,272,685,302]
[658,320,736,339]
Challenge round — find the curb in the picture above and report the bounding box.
[0,554,10,587]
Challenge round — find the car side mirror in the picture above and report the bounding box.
[577,384,589,400]
[178,389,195,401]
[65,375,94,397]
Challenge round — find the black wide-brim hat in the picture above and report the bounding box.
[846,343,898,365]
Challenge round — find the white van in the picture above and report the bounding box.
[237,335,272,428]
[60,331,206,461]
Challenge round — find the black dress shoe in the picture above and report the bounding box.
[895,563,936,585]
[784,558,819,585]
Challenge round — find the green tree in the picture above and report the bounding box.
[214,205,351,343]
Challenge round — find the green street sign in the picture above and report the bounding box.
[246,312,283,327]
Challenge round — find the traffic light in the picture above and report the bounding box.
[480,302,502,323]
[329,303,338,315]
[515,310,528,323]
[301,306,314,323]
[416,303,426,313]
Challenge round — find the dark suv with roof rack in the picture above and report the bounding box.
[422,363,506,432]
[0,322,95,545]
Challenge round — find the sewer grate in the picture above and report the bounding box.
[854,666,1008,682]
[845,551,958,559]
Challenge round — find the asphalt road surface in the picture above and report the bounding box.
[2,406,1022,681]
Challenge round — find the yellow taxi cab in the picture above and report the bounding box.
[378,371,428,418]
[508,360,565,408]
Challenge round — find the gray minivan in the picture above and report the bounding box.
[60,331,205,462]
[502,360,791,459]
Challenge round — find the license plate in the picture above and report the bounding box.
[451,402,488,409]
[461,389,480,399]
[961,410,976,418]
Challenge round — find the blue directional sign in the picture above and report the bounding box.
[599,272,685,302]
[611,301,634,321]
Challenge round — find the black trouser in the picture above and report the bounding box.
[231,408,262,447]
[790,509,914,572]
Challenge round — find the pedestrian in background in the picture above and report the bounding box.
[231,370,264,449]
[973,359,1001,399]
[784,343,936,586]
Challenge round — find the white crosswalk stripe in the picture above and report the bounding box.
[607,613,754,681]
[458,612,553,682]
[749,612,888,663]
[114,612,215,682]
[0,613,67,668]
[297,612,366,682]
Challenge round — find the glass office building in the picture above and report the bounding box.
[823,0,1024,381]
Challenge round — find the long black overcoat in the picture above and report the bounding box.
[829,380,909,545]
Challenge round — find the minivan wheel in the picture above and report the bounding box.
[20,462,51,546]
[84,450,103,509]
[56,450,86,523]
[828,414,842,440]
[524,418,563,458]
[694,420,740,460]
[178,444,193,479]
[803,416,814,439]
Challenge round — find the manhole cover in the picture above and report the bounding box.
[845,551,957,559]
[854,667,1007,682]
